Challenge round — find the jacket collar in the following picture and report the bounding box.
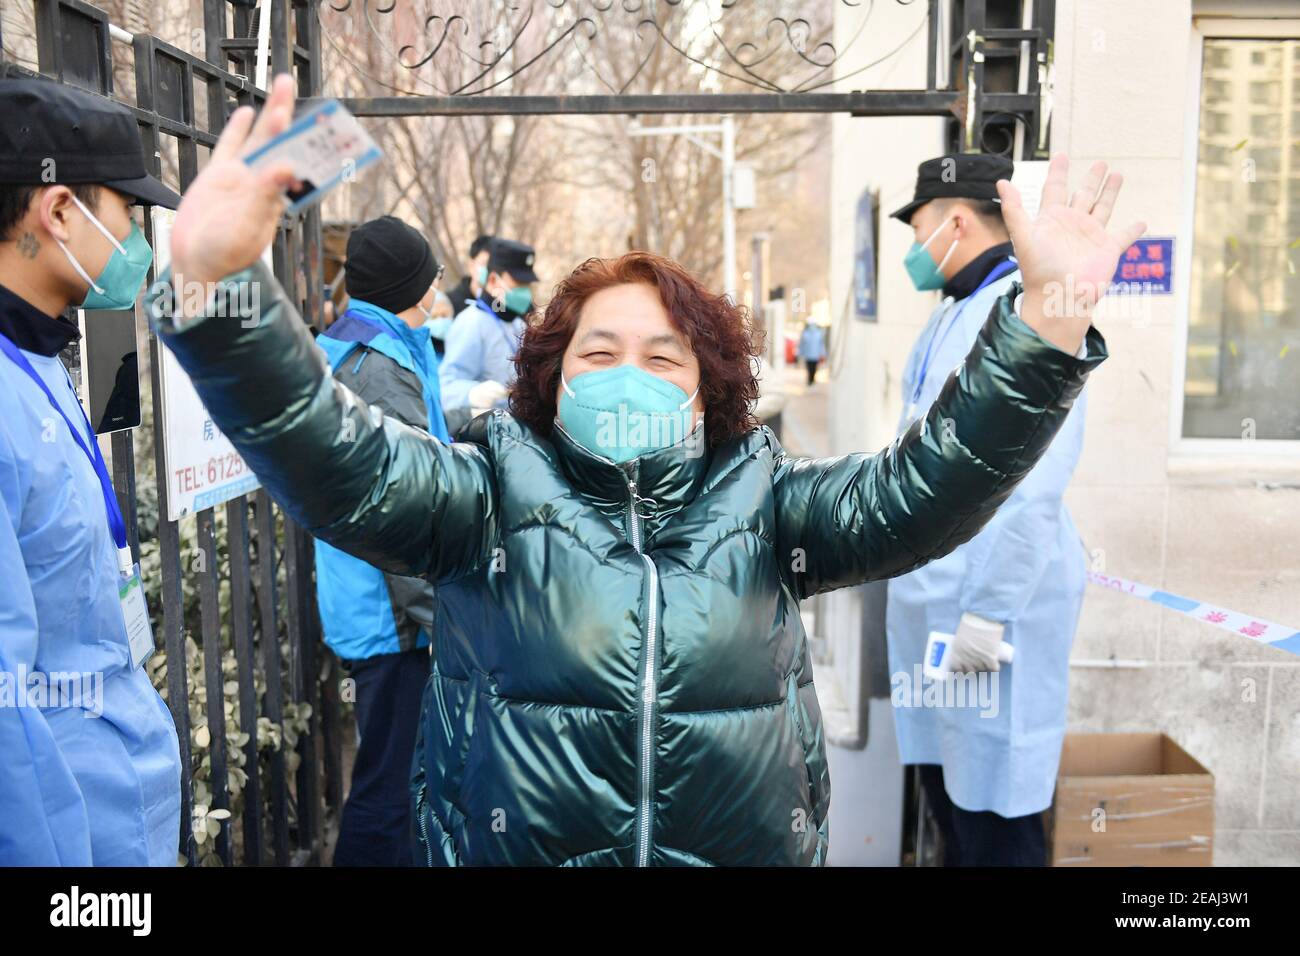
[550,416,711,513]
[475,290,526,322]
[0,282,78,356]
[337,298,438,373]
[942,240,1015,301]
[340,298,426,347]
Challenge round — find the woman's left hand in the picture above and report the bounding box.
[996,154,1147,353]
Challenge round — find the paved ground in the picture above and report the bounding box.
[778,362,830,458]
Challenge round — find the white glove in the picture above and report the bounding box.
[467,379,509,416]
[948,612,1010,673]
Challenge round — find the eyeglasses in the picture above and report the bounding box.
[433,262,445,286]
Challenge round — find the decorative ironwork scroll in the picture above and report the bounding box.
[319,0,927,99]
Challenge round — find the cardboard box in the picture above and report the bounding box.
[1050,733,1214,866]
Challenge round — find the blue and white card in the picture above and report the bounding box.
[243,99,383,214]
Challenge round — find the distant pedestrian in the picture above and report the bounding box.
[798,321,827,385]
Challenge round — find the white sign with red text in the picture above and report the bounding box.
[151,207,261,521]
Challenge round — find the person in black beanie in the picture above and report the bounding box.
[343,215,443,316]
[318,215,449,866]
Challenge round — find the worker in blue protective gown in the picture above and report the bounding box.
[0,78,181,865]
[437,237,537,436]
[886,154,1095,866]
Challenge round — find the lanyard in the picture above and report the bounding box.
[474,297,521,355]
[910,258,1018,408]
[0,329,132,575]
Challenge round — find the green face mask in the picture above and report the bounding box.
[482,266,532,315]
[558,365,701,463]
[502,284,533,315]
[903,215,957,292]
[55,193,154,310]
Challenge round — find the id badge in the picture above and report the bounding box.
[119,563,156,670]
[242,99,383,214]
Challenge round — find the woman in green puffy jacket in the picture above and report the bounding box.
[152,76,1145,866]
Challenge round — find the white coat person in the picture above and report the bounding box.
[438,237,538,435]
[0,78,183,865]
[885,152,1113,866]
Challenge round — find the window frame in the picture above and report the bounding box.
[1173,17,1300,459]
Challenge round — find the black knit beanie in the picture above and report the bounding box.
[344,216,439,314]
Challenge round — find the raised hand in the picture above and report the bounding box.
[996,154,1147,354]
[169,73,300,290]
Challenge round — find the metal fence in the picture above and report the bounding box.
[1,0,338,865]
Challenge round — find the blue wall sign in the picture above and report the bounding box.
[1111,237,1173,294]
[854,188,878,321]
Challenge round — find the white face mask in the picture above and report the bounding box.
[415,286,439,323]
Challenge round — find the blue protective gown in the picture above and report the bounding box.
[886,266,1089,818]
[438,295,525,414]
[0,286,180,865]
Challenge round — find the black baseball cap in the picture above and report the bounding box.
[890,153,1013,224]
[0,76,180,208]
[488,237,538,283]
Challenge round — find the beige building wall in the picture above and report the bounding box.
[829,0,1300,865]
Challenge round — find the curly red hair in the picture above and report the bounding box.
[510,251,765,448]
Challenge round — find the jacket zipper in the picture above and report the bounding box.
[551,421,660,867]
[415,782,433,866]
[627,468,659,868]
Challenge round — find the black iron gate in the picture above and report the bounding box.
[310,0,1054,161]
[0,0,1054,866]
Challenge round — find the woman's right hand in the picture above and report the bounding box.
[168,73,300,291]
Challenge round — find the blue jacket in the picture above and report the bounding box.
[0,284,180,865]
[313,301,451,660]
[886,263,1091,817]
[798,324,827,362]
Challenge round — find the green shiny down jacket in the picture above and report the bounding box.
[149,260,1106,866]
